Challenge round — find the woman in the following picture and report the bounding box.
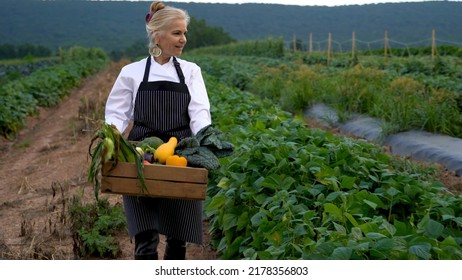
[105,1,211,260]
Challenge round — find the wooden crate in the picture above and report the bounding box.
[101,162,208,200]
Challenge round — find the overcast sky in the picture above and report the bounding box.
[152,0,445,7]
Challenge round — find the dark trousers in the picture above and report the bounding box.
[134,230,186,260]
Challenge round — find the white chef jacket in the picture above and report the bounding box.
[105,56,212,135]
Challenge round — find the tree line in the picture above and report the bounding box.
[0,44,52,60]
[0,17,235,60]
[1,1,462,55]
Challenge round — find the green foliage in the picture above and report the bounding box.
[0,47,109,139]
[186,17,236,49]
[0,81,38,139]
[59,46,108,63]
[190,47,462,138]
[188,38,285,58]
[186,47,288,92]
[364,45,462,58]
[0,57,59,83]
[373,76,461,135]
[332,65,388,116]
[186,55,260,91]
[249,63,326,113]
[0,43,52,59]
[203,74,462,260]
[69,195,126,259]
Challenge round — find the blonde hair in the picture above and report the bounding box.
[146,1,190,54]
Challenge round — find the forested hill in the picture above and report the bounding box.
[1,0,462,52]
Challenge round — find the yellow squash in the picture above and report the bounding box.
[154,137,177,164]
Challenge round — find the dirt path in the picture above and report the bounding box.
[0,60,216,260]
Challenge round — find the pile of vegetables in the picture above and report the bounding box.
[87,122,195,199]
[139,136,188,167]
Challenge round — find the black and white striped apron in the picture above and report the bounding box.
[123,56,203,244]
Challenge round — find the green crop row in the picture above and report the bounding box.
[205,74,462,260]
[188,38,285,59]
[0,57,59,82]
[0,47,109,140]
[188,49,462,138]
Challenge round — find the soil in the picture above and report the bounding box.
[0,60,461,260]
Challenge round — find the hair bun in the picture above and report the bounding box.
[150,1,166,13]
[146,2,166,23]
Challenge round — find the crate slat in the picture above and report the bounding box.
[101,162,208,200]
[103,162,208,183]
[101,177,206,200]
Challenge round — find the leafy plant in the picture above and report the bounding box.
[202,72,462,260]
[69,194,126,259]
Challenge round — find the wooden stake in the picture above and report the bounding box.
[327,32,332,66]
[384,30,388,64]
[293,33,296,52]
[309,32,313,54]
[432,29,436,61]
[352,31,356,59]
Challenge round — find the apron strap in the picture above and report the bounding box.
[173,57,185,84]
[143,56,151,83]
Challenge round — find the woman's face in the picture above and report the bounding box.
[156,19,187,64]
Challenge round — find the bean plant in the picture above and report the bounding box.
[204,75,462,260]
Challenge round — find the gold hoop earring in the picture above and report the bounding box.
[151,45,162,57]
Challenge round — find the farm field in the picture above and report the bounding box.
[1,42,462,259]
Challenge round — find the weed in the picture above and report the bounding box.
[77,96,105,133]
[15,138,32,149]
[69,193,126,259]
